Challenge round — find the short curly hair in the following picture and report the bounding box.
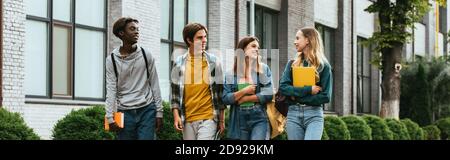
[113,17,139,39]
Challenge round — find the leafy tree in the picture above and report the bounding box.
[364,0,446,119]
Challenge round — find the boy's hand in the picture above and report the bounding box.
[156,118,163,132]
[109,122,122,132]
[174,115,184,132]
[218,121,225,136]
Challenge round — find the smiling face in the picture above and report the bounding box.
[244,40,259,60]
[294,30,309,53]
[120,22,140,44]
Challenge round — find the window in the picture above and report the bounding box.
[75,29,105,99]
[357,37,372,113]
[173,0,186,42]
[26,0,48,18]
[52,25,72,97]
[439,5,450,56]
[314,0,338,29]
[188,0,207,26]
[438,33,445,57]
[160,0,208,100]
[316,24,335,68]
[413,23,426,57]
[316,24,335,111]
[25,0,107,100]
[248,4,279,71]
[25,20,48,96]
[53,0,71,22]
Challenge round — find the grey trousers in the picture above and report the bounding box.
[183,119,217,140]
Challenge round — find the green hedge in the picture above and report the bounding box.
[52,103,184,140]
[322,129,329,140]
[324,116,350,140]
[401,119,425,140]
[47,103,440,141]
[385,119,410,140]
[273,132,288,140]
[436,117,450,140]
[400,58,450,126]
[52,106,115,140]
[341,116,372,140]
[362,115,394,140]
[273,125,328,140]
[156,102,183,140]
[423,125,441,140]
[0,108,40,140]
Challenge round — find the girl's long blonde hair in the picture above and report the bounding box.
[292,27,329,81]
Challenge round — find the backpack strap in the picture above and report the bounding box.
[256,67,261,94]
[288,59,295,75]
[140,47,150,80]
[111,54,119,83]
[111,47,151,83]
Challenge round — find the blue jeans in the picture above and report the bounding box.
[117,103,156,140]
[239,105,269,140]
[286,105,324,140]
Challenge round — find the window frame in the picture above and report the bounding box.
[315,23,336,112]
[160,0,209,99]
[247,3,279,69]
[356,37,372,114]
[25,0,108,102]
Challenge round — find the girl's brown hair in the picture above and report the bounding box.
[234,36,264,77]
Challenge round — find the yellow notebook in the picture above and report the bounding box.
[292,67,316,87]
[104,112,124,131]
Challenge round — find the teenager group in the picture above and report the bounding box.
[105,17,333,140]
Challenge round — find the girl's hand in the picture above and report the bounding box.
[238,96,248,105]
[311,86,322,95]
[243,85,256,95]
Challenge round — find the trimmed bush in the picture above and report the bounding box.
[401,119,425,140]
[322,129,329,140]
[423,125,441,140]
[275,121,331,140]
[324,116,350,140]
[52,106,115,140]
[436,117,450,140]
[157,102,183,140]
[0,108,40,140]
[273,132,288,140]
[362,115,394,140]
[385,119,410,140]
[341,116,372,140]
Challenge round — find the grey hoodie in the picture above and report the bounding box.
[105,45,163,123]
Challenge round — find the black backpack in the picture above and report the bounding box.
[274,60,295,117]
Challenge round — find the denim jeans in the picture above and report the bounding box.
[286,104,324,140]
[183,119,217,140]
[239,105,269,140]
[117,103,156,140]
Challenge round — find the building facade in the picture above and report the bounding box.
[1,0,448,139]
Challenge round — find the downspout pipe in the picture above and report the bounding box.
[0,0,3,107]
[250,0,255,36]
[235,0,240,47]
